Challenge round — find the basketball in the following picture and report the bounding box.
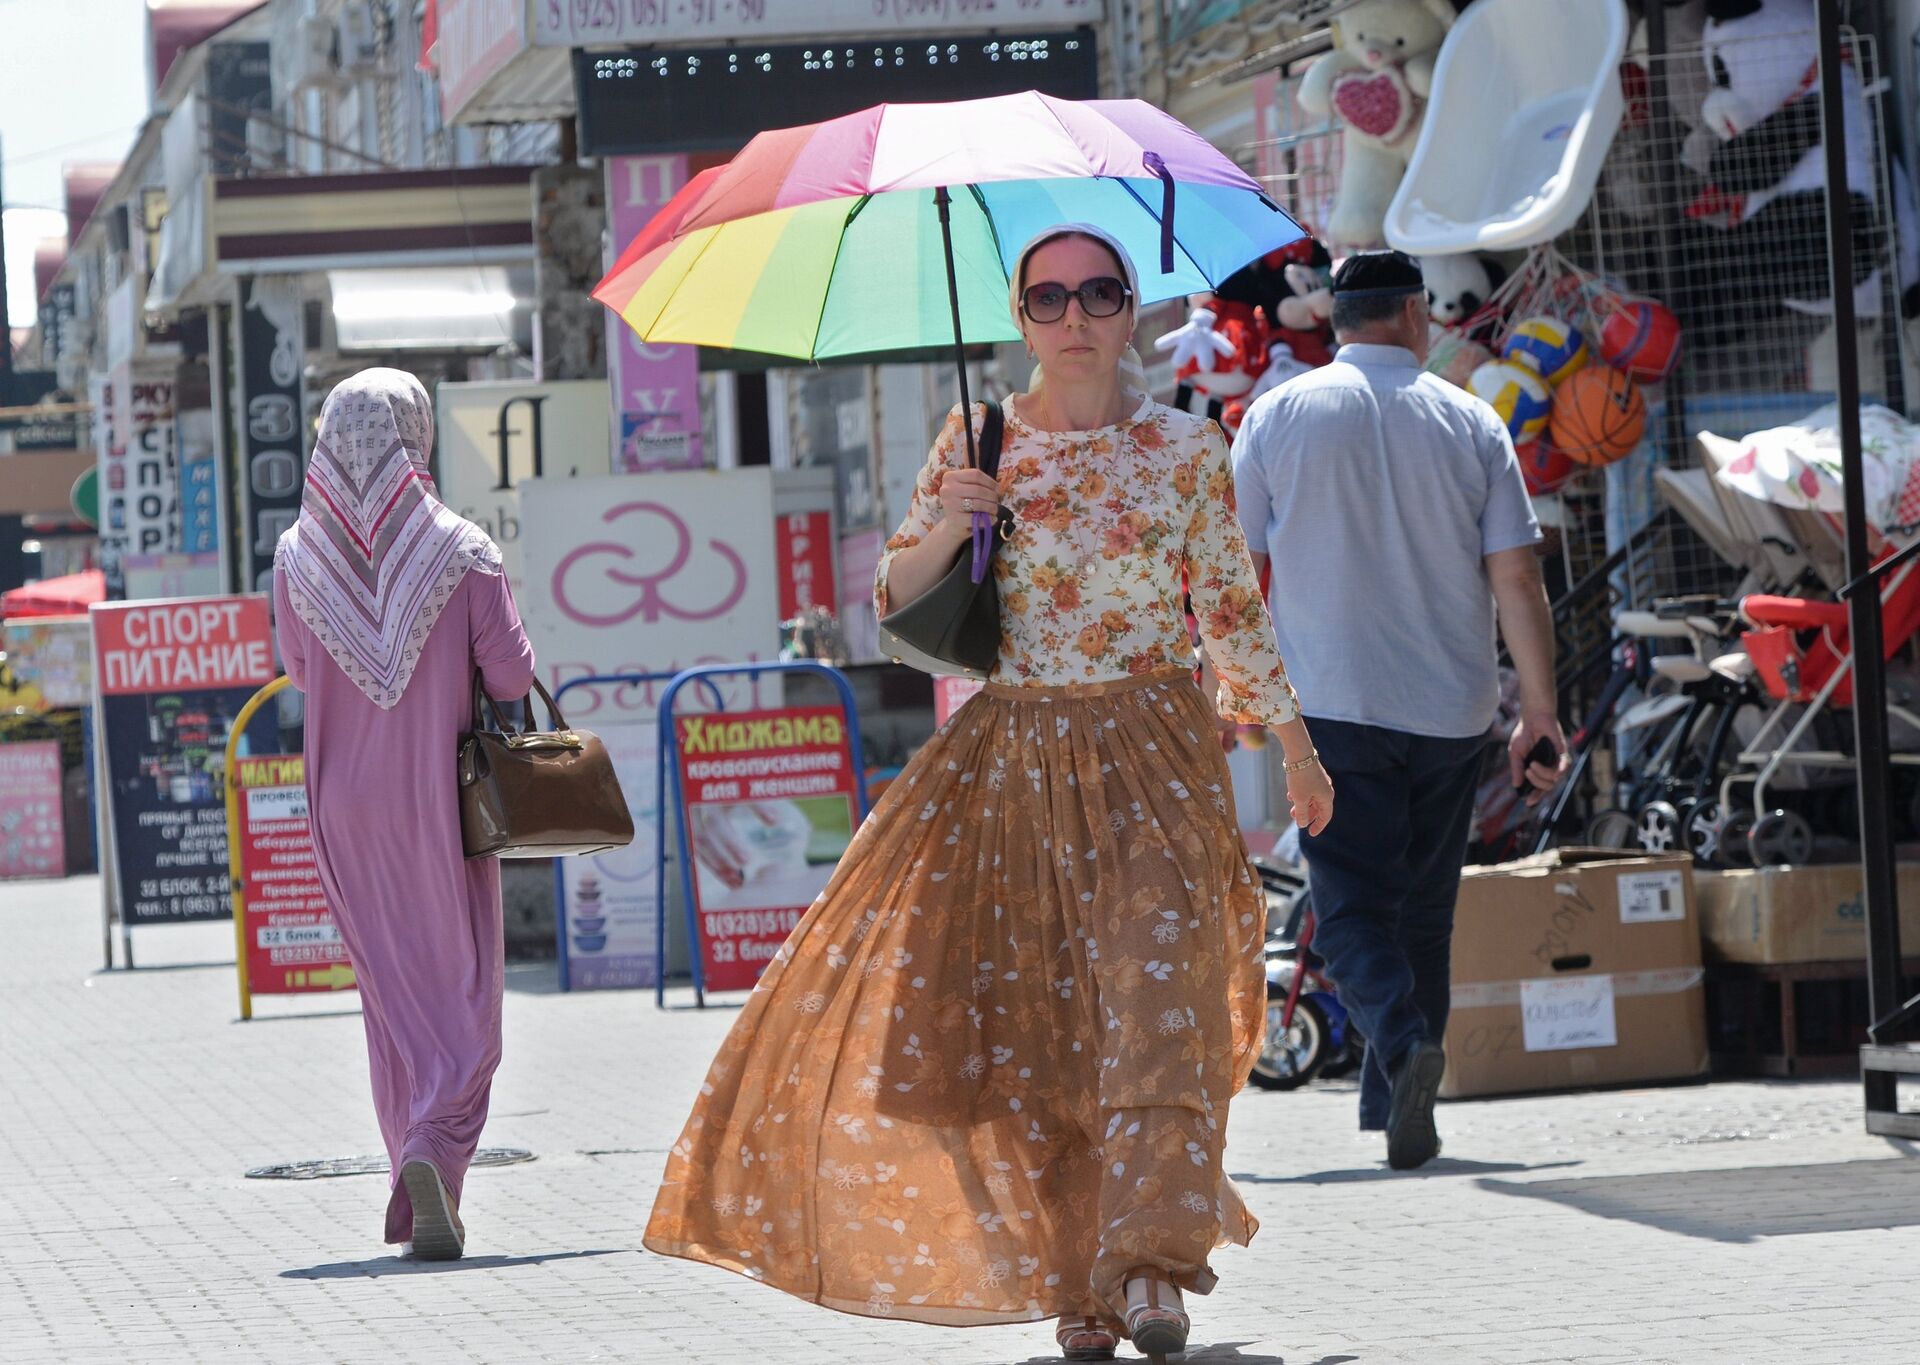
[1468,360,1552,446]
[1549,367,1646,465]
[1520,441,1577,495]
[1502,316,1589,386]
[1599,298,1681,382]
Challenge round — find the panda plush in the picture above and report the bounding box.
[1421,251,1509,338]
[1681,0,1883,319]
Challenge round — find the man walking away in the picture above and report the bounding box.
[1230,251,1567,1170]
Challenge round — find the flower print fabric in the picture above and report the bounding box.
[876,396,1300,726]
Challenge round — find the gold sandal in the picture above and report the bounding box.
[1054,1314,1119,1361]
[1123,1266,1190,1364]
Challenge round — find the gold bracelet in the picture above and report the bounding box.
[1283,752,1320,774]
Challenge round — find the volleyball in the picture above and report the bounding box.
[1468,360,1553,446]
[1599,298,1682,382]
[1549,367,1647,465]
[1520,441,1577,496]
[1502,316,1589,386]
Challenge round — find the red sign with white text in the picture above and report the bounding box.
[93,596,275,696]
[776,510,837,619]
[676,706,858,992]
[234,754,355,995]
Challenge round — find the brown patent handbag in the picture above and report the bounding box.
[457,674,635,859]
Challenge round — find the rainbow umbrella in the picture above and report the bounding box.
[593,92,1306,367]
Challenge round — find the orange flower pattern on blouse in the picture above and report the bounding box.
[876,398,1301,726]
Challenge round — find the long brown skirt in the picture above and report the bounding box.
[644,668,1266,1328]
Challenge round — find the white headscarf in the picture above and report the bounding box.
[1008,223,1149,397]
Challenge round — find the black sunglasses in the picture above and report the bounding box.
[1020,276,1132,324]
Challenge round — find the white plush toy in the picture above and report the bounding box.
[1297,0,1459,249]
[1420,252,1508,328]
[1154,304,1237,373]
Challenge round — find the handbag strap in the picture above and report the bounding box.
[471,673,570,736]
[975,399,1004,477]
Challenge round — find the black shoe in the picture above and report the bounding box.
[1385,1041,1446,1171]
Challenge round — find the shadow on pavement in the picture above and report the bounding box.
[1001,1349,1302,1365]
[1479,1158,1920,1242]
[280,1249,633,1278]
[92,961,234,974]
[1232,1158,1581,1185]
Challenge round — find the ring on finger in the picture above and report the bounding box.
[964,498,975,511]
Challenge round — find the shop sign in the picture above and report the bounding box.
[776,509,837,619]
[933,677,985,725]
[0,742,65,881]
[123,369,181,572]
[605,155,703,472]
[558,721,662,991]
[538,0,1103,45]
[1,616,92,710]
[433,379,612,601]
[519,469,783,721]
[232,753,355,995]
[91,595,278,925]
[93,373,126,599]
[236,277,306,596]
[675,705,858,992]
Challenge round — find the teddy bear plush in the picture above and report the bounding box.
[1297,0,1461,249]
[1679,0,1883,323]
[1421,251,1509,336]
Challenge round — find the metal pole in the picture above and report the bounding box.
[1817,3,1904,1056]
[933,186,979,468]
[1641,0,1690,599]
[0,135,12,378]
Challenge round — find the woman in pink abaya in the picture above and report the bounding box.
[272,367,535,1260]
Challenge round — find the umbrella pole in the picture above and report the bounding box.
[934,186,980,469]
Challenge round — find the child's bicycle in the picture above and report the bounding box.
[1249,860,1363,1091]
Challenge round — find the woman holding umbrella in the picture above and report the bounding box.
[645,222,1332,1362]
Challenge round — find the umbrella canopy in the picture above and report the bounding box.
[0,569,105,620]
[594,93,1306,361]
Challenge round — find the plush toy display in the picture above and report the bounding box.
[1468,359,1553,446]
[1298,0,1462,248]
[1683,0,1883,319]
[1422,252,1509,333]
[1550,367,1648,465]
[1503,316,1590,387]
[1272,262,1336,366]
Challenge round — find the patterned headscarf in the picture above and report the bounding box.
[274,368,499,708]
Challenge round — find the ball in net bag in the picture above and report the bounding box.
[1467,360,1552,446]
[1502,316,1589,386]
[1599,298,1681,382]
[1549,367,1646,466]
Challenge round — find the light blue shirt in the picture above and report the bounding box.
[1231,343,1541,739]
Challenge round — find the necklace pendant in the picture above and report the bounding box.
[1077,554,1099,578]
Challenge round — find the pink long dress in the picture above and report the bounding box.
[273,568,535,1242]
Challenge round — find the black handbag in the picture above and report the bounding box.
[457,675,635,859]
[877,400,1013,676]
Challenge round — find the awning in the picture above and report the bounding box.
[1,570,105,620]
[213,166,537,275]
[432,0,573,127]
[328,267,525,351]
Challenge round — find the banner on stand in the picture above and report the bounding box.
[675,705,857,992]
[1,617,94,710]
[0,742,66,880]
[558,720,663,991]
[231,753,353,994]
[91,595,277,925]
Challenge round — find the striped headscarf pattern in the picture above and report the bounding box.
[274,368,500,709]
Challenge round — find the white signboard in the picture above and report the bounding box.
[1617,869,1687,924]
[519,468,784,722]
[434,380,613,600]
[534,0,1105,46]
[1520,975,1619,1053]
[559,720,664,990]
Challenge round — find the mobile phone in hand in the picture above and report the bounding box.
[1516,736,1559,795]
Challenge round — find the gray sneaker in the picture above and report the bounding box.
[1385,1041,1446,1170]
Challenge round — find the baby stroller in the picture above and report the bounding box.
[1248,859,1361,1091]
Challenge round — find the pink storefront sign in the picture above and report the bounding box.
[605,155,704,472]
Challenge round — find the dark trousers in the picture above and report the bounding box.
[1299,718,1485,1130]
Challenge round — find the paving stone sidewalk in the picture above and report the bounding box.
[2,874,1916,1364]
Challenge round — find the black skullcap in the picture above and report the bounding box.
[1330,250,1426,298]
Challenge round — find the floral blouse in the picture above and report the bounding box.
[876,396,1301,726]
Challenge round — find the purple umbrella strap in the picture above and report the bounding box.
[969,510,992,583]
[1143,150,1175,274]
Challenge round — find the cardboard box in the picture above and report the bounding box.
[1442,849,1708,1099]
[1693,863,1920,965]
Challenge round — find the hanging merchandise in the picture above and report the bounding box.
[1296,0,1461,249]
[1550,367,1649,467]
[1467,359,1552,446]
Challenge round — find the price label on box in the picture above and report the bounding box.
[1618,869,1686,924]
